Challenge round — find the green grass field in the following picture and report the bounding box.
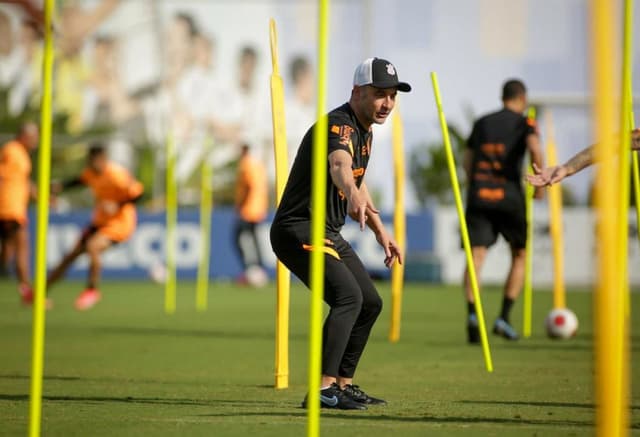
[0,279,638,436]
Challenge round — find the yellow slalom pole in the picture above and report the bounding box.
[307,1,329,435]
[626,1,640,248]
[430,72,493,373]
[522,107,536,338]
[165,132,177,314]
[618,0,633,431]
[196,141,213,312]
[591,0,627,434]
[544,112,566,310]
[388,107,406,343]
[269,18,291,389]
[29,1,55,435]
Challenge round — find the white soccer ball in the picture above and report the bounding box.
[148,262,167,284]
[545,308,579,339]
[245,265,268,287]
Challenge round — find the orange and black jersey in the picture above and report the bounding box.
[466,108,536,211]
[274,103,372,234]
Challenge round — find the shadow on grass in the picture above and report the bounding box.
[0,374,82,382]
[0,393,274,408]
[195,410,596,428]
[0,373,215,387]
[460,399,640,411]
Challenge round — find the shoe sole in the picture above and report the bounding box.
[301,401,367,410]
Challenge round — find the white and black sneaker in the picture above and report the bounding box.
[342,384,387,406]
[301,383,367,410]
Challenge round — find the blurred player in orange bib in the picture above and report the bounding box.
[0,122,38,301]
[234,144,268,286]
[44,144,144,310]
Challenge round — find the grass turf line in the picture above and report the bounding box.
[0,280,638,436]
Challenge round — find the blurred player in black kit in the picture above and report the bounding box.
[463,79,544,343]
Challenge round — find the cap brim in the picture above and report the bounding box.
[396,82,411,92]
[371,81,412,92]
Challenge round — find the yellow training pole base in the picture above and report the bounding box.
[274,261,290,389]
[389,107,406,343]
[388,266,403,343]
[544,113,566,310]
[196,154,213,312]
[431,72,493,373]
[522,107,536,338]
[165,133,177,315]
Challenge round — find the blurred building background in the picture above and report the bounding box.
[0,0,639,285]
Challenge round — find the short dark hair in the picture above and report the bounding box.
[240,46,257,61]
[175,12,198,38]
[502,79,527,101]
[88,143,106,160]
[290,56,310,84]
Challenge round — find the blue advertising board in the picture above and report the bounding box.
[29,208,434,281]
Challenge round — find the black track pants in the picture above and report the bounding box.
[270,221,382,378]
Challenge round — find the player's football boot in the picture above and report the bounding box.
[467,313,480,344]
[19,284,53,309]
[75,288,102,311]
[493,317,519,340]
[301,382,367,410]
[342,384,387,406]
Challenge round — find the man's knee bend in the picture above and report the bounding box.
[332,289,363,313]
[362,294,383,317]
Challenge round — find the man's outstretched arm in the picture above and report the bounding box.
[527,128,640,187]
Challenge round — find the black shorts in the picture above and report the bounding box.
[465,207,527,249]
[0,219,21,240]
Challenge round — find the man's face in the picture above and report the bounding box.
[20,124,39,152]
[354,85,397,126]
[239,54,257,83]
[515,94,528,113]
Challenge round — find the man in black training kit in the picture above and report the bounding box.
[464,79,544,344]
[271,58,410,410]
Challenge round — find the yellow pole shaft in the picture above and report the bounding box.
[389,107,406,343]
[591,0,627,434]
[196,145,213,312]
[431,72,493,373]
[523,107,536,338]
[544,113,566,310]
[29,1,55,435]
[269,18,291,389]
[308,1,329,434]
[625,0,640,252]
[618,0,633,431]
[165,132,177,314]
[632,136,640,244]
